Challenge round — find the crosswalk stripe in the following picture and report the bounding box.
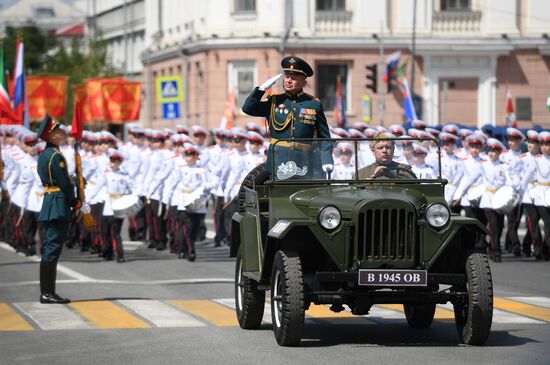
[0,303,33,331]
[494,297,550,323]
[438,303,543,324]
[70,301,150,329]
[508,297,550,309]
[118,300,206,328]
[214,298,273,324]
[169,300,239,327]
[14,302,90,330]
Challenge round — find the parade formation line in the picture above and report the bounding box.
[1,297,549,332]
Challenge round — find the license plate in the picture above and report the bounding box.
[358,269,427,286]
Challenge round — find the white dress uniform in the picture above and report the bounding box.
[135,146,152,197]
[500,149,523,194]
[5,144,23,197]
[92,167,133,216]
[143,147,164,200]
[60,144,75,176]
[10,152,35,210]
[224,149,249,203]
[533,154,550,207]
[479,159,507,209]
[176,164,218,214]
[243,151,265,173]
[332,161,355,180]
[440,150,463,205]
[411,163,437,179]
[453,155,484,207]
[27,156,44,213]
[520,151,539,204]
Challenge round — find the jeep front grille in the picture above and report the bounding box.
[356,204,416,263]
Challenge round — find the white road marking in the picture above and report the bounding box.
[438,303,543,324]
[0,278,234,288]
[214,298,272,324]
[507,296,550,309]
[118,299,206,328]
[14,302,90,330]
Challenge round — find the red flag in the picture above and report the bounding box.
[27,76,68,120]
[505,88,516,127]
[73,84,92,123]
[71,99,83,141]
[101,80,141,122]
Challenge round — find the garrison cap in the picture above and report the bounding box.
[371,131,396,147]
[487,138,506,152]
[506,127,526,141]
[281,56,313,77]
[526,130,540,142]
[36,114,62,141]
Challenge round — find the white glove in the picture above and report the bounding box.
[80,202,91,214]
[258,73,283,91]
[322,164,334,173]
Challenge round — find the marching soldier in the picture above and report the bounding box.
[480,139,508,262]
[332,142,355,180]
[411,143,438,179]
[439,132,464,208]
[36,115,80,304]
[242,56,333,178]
[533,131,550,260]
[501,127,525,255]
[520,130,542,257]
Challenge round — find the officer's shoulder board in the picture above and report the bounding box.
[304,93,320,102]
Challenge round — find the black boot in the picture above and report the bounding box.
[39,261,70,304]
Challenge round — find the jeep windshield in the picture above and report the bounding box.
[270,137,443,183]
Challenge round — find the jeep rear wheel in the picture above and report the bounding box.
[454,253,493,345]
[235,252,265,329]
[404,303,436,328]
[271,250,305,347]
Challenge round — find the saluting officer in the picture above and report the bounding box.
[242,56,333,178]
[36,115,80,304]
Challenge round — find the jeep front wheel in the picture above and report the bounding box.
[235,252,265,329]
[271,250,305,346]
[453,253,493,345]
[404,303,436,328]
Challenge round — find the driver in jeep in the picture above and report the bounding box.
[357,132,417,180]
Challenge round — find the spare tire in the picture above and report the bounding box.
[238,164,269,213]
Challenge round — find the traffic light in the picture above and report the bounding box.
[387,65,397,93]
[366,63,377,94]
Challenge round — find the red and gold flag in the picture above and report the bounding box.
[101,80,141,122]
[86,77,125,121]
[73,84,92,123]
[26,76,67,120]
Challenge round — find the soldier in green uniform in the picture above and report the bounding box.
[36,115,80,304]
[357,132,416,180]
[242,56,333,178]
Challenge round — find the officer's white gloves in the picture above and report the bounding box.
[322,164,334,173]
[80,202,91,214]
[258,73,283,91]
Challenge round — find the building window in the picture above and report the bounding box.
[516,97,532,121]
[440,0,471,11]
[228,61,257,111]
[33,6,55,17]
[235,0,256,13]
[316,64,349,114]
[316,0,346,11]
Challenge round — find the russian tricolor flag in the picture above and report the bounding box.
[402,78,417,122]
[13,40,29,127]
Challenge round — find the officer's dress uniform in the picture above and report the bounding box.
[37,118,78,304]
[520,150,542,256]
[242,56,333,179]
[357,160,416,180]
[479,158,507,260]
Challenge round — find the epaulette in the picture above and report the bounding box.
[304,93,320,101]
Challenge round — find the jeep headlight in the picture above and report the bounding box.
[318,206,341,231]
[425,203,450,229]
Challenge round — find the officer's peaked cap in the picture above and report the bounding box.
[281,56,313,77]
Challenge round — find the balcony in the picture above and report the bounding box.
[315,10,353,33]
[432,11,482,33]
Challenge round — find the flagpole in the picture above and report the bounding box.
[410,0,417,97]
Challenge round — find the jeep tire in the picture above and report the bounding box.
[404,303,436,328]
[454,253,493,345]
[235,252,265,329]
[271,250,305,346]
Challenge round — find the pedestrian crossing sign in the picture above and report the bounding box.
[156,76,183,103]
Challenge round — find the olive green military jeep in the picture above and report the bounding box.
[231,137,492,347]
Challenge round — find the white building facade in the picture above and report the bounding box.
[101,0,550,129]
